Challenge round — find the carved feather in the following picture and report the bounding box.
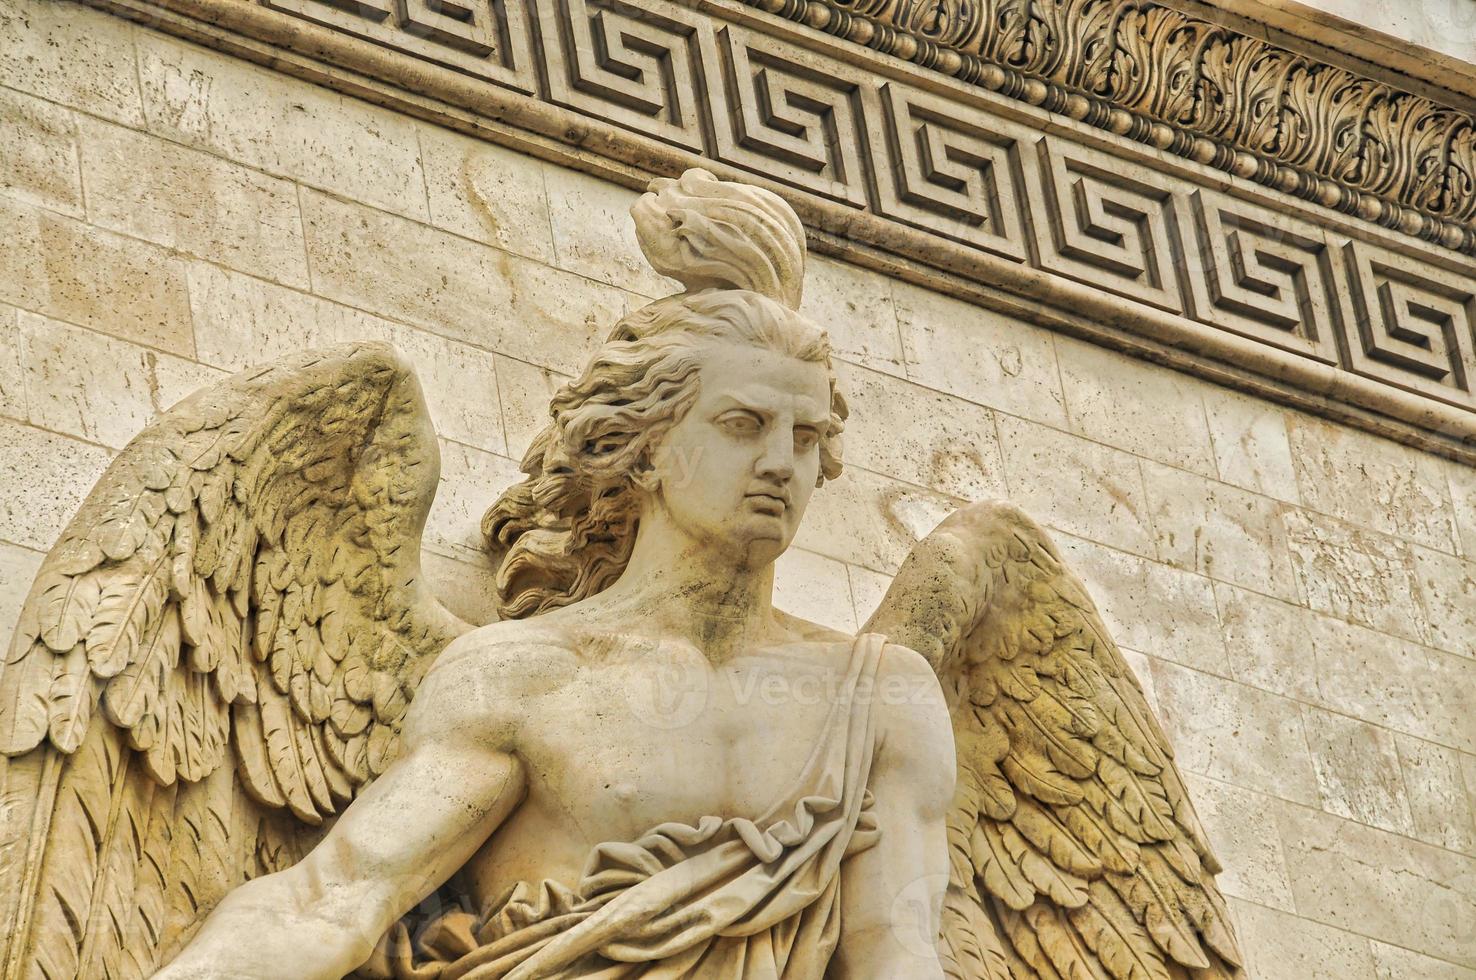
[867,500,1245,978]
[0,344,470,977]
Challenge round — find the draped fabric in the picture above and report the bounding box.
[362,634,887,980]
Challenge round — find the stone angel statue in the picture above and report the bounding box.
[0,168,1244,979]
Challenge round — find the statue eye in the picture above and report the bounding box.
[720,412,762,436]
[794,427,819,451]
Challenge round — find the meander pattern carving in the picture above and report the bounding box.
[254,0,1476,412]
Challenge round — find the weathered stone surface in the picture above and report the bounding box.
[1142,461,1299,601]
[1151,659,1319,804]
[996,415,1157,558]
[301,189,627,375]
[1055,532,1231,675]
[834,361,1008,502]
[799,255,905,378]
[0,417,113,550]
[1287,416,1459,554]
[1370,942,1476,980]
[1395,733,1476,855]
[188,264,505,454]
[1276,802,1476,967]
[0,198,195,354]
[1411,544,1476,658]
[0,86,81,216]
[1182,773,1296,911]
[794,464,955,573]
[78,116,309,287]
[492,355,564,460]
[845,563,892,628]
[419,550,499,628]
[1215,583,1321,703]
[1449,460,1476,558]
[418,124,555,264]
[0,305,25,421]
[0,0,142,125]
[1229,898,1378,980]
[0,540,43,642]
[135,32,430,221]
[13,311,199,449]
[424,438,521,562]
[544,166,677,299]
[1055,336,1217,477]
[1301,706,1414,835]
[1200,386,1302,505]
[772,547,857,633]
[1285,509,1430,645]
[895,281,1067,428]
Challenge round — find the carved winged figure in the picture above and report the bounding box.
[0,168,1243,979]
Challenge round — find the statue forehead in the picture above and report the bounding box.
[683,340,832,417]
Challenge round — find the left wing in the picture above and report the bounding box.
[866,500,1244,980]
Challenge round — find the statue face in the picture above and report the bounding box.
[645,339,832,566]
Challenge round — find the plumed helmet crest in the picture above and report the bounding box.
[630,168,806,310]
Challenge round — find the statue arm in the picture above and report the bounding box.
[831,644,955,980]
[154,645,527,980]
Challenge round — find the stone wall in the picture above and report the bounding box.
[1,0,1474,976]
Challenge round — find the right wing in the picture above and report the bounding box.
[0,342,470,980]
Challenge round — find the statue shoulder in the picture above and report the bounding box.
[405,617,581,745]
[873,641,954,812]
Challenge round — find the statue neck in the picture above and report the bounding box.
[595,510,780,659]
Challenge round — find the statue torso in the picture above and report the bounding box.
[442,615,867,913]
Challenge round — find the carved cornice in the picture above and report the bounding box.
[746,0,1476,256]
[79,0,1476,465]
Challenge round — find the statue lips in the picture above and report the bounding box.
[744,489,788,517]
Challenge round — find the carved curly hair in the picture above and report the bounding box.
[480,171,847,619]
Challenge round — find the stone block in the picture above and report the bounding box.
[0,0,142,125]
[795,465,955,574]
[1285,509,1429,645]
[1449,460,1476,558]
[1055,335,1217,476]
[420,549,500,628]
[1287,415,1459,554]
[0,541,43,643]
[1181,773,1295,911]
[424,439,522,563]
[16,312,166,449]
[1276,801,1476,967]
[1301,706,1414,835]
[135,32,429,220]
[1309,615,1473,753]
[544,165,677,299]
[0,418,113,551]
[1150,659,1319,805]
[1142,461,1299,601]
[1200,385,1302,504]
[418,123,555,264]
[995,415,1157,559]
[79,117,308,288]
[1411,545,1476,658]
[0,198,195,354]
[833,362,1007,502]
[1116,647,1160,716]
[799,254,905,378]
[0,305,25,420]
[1370,942,1476,980]
[492,355,563,461]
[0,85,81,216]
[1227,898,1378,980]
[773,547,857,633]
[187,264,505,454]
[1395,733,1476,855]
[301,189,627,376]
[1215,583,1320,703]
[1054,533,1231,676]
[150,357,230,413]
[846,563,893,629]
[894,281,1067,428]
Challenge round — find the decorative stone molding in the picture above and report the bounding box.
[748,0,1476,257]
[83,0,1476,463]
